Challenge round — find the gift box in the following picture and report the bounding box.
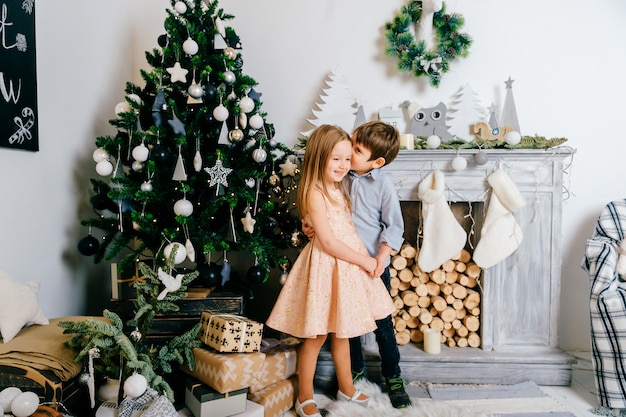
[250,343,298,392]
[185,377,247,417]
[247,377,297,417]
[238,400,264,417]
[198,311,263,353]
[110,262,140,299]
[182,347,266,394]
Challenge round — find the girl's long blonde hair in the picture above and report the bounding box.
[297,125,351,219]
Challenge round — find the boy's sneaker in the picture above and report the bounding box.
[352,369,364,383]
[386,377,412,409]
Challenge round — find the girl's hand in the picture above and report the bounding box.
[362,256,377,276]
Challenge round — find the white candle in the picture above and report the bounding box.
[399,133,414,150]
[423,328,441,354]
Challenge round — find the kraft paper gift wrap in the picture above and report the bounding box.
[198,311,263,353]
[247,377,297,417]
[249,343,297,393]
[183,347,266,394]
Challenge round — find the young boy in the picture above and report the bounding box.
[303,121,410,408]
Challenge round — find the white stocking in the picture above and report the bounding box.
[417,170,467,273]
[473,168,525,269]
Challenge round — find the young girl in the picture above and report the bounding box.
[266,125,395,417]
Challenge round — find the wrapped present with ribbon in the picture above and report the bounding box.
[249,338,299,393]
[184,376,248,417]
[111,262,146,300]
[247,376,297,417]
[182,347,266,393]
[198,311,263,353]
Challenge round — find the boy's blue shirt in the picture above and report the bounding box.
[347,167,404,266]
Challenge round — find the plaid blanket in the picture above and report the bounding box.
[582,199,626,409]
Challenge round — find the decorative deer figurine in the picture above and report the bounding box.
[415,0,443,51]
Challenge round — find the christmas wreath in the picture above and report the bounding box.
[384,0,472,87]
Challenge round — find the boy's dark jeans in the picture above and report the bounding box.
[349,266,401,378]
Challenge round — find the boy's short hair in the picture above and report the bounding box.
[353,121,400,166]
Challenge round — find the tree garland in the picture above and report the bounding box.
[384,1,472,87]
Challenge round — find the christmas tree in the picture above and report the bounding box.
[77,0,301,286]
[69,0,302,404]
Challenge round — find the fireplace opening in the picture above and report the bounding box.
[387,201,486,349]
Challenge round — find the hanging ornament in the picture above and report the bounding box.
[132,143,149,162]
[475,150,489,165]
[223,70,236,85]
[224,46,237,60]
[214,17,226,38]
[252,147,267,163]
[205,159,233,194]
[78,234,100,256]
[127,93,142,107]
[78,369,91,387]
[114,101,131,116]
[204,82,218,103]
[269,171,281,187]
[290,230,304,248]
[239,96,255,113]
[182,37,199,55]
[174,1,187,14]
[213,102,229,121]
[198,258,221,287]
[166,62,189,83]
[426,135,441,149]
[185,238,195,263]
[95,159,114,176]
[279,158,298,177]
[452,155,467,171]
[278,256,291,285]
[239,112,248,129]
[249,114,264,130]
[228,125,244,142]
[151,143,171,163]
[218,121,230,145]
[245,178,256,188]
[123,373,148,399]
[174,198,193,217]
[140,181,153,192]
[130,327,142,342]
[92,147,109,162]
[188,81,204,100]
[173,146,188,181]
[221,252,231,286]
[194,150,203,172]
[163,242,187,265]
[241,209,256,233]
[505,130,521,145]
[152,88,167,127]
[168,113,186,136]
[247,263,265,284]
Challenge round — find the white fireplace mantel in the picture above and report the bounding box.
[316,147,576,387]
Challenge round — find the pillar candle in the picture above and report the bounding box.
[399,134,414,150]
[423,328,441,354]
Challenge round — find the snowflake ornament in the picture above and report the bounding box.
[205,159,233,193]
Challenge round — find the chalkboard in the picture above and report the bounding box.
[0,0,38,152]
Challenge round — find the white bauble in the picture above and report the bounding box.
[0,387,22,412]
[92,147,109,162]
[252,148,267,163]
[140,181,153,192]
[239,96,255,113]
[11,391,39,417]
[249,114,263,130]
[505,130,521,145]
[452,156,467,171]
[96,160,114,176]
[182,37,199,55]
[223,70,236,84]
[123,373,148,399]
[164,242,187,265]
[426,135,441,149]
[174,198,194,217]
[188,83,204,99]
[174,1,187,14]
[213,104,229,121]
[132,143,149,162]
[132,161,144,172]
[127,94,142,106]
[115,101,131,115]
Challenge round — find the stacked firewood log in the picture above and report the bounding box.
[389,243,482,348]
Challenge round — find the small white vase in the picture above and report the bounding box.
[97,378,120,402]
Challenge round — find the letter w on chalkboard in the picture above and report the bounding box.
[0,0,38,152]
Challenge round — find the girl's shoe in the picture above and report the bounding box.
[295,398,322,417]
[336,388,370,407]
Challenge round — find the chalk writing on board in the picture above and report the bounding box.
[0,0,38,152]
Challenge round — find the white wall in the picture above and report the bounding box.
[2,0,625,352]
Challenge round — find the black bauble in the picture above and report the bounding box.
[77,235,100,256]
[90,193,112,211]
[151,144,171,163]
[247,265,266,284]
[157,34,168,47]
[198,263,222,287]
[204,84,218,102]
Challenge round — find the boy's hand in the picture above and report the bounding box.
[373,253,386,277]
[301,218,315,239]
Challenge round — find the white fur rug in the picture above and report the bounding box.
[301,380,491,417]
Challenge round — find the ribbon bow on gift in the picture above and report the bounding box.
[420,56,442,73]
[118,388,159,417]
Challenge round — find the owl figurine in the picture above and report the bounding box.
[409,102,453,142]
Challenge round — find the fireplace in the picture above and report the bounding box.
[316,148,575,387]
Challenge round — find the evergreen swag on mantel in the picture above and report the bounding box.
[77,0,301,286]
